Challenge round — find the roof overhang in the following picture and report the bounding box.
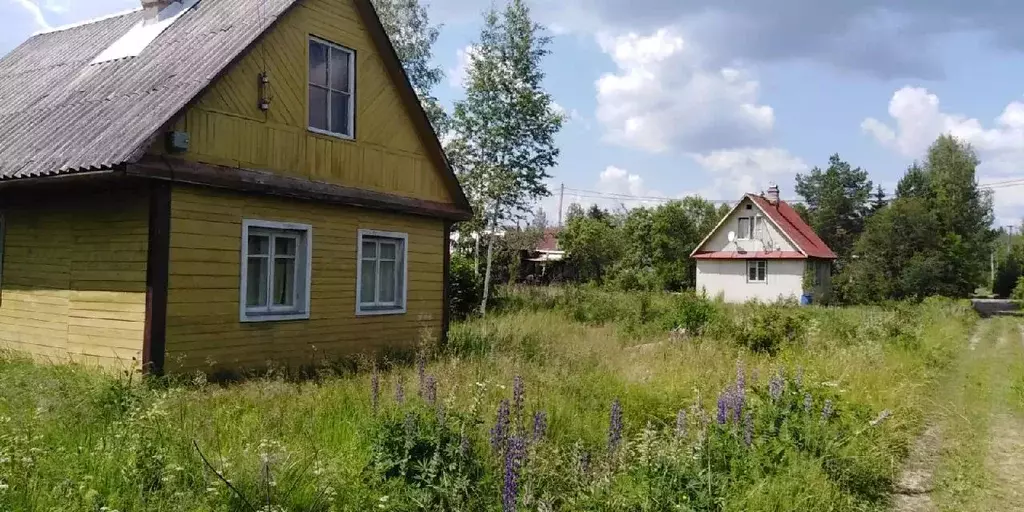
[693,251,807,260]
[128,156,473,221]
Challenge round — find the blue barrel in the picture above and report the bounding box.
[800,294,813,306]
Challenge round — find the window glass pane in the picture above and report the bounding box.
[248,234,269,256]
[331,91,350,135]
[309,86,328,130]
[273,257,296,307]
[360,259,376,304]
[275,236,297,257]
[362,240,377,259]
[379,260,396,303]
[380,241,397,260]
[330,48,351,92]
[758,262,766,281]
[246,256,269,307]
[738,218,750,238]
[309,41,328,87]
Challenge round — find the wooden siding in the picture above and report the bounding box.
[165,185,444,372]
[0,187,149,369]
[150,0,453,205]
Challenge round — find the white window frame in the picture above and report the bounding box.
[308,36,356,140]
[356,229,409,316]
[239,219,313,323]
[753,215,764,238]
[747,260,767,283]
[738,217,753,240]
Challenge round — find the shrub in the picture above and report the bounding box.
[734,301,809,353]
[560,286,623,325]
[449,253,483,320]
[367,407,484,509]
[1012,276,1024,305]
[660,291,725,337]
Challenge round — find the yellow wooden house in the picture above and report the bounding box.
[0,0,472,374]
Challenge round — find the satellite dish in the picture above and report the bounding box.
[727,231,736,243]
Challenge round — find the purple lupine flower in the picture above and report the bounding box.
[502,435,526,512]
[743,410,753,447]
[822,400,834,422]
[795,366,805,389]
[416,352,427,398]
[491,399,511,453]
[736,360,746,393]
[424,375,437,406]
[769,371,785,402]
[395,379,405,405]
[732,387,744,423]
[608,399,624,452]
[675,409,687,438]
[403,412,416,438]
[513,375,525,429]
[716,391,729,425]
[371,365,380,413]
[532,411,548,441]
[803,392,812,413]
[459,434,470,457]
[436,404,446,426]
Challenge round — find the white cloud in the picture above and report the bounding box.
[687,147,807,201]
[863,86,1024,224]
[11,0,51,29]
[692,147,808,177]
[449,44,477,87]
[594,28,774,154]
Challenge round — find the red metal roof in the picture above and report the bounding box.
[536,228,561,251]
[746,195,837,259]
[693,251,807,260]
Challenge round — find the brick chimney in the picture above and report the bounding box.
[141,0,177,24]
[766,183,780,205]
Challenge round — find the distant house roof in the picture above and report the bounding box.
[0,0,471,215]
[690,193,837,260]
[746,195,836,259]
[536,228,561,252]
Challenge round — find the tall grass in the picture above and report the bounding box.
[0,287,975,511]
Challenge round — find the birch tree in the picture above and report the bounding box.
[451,0,564,315]
[372,0,449,135]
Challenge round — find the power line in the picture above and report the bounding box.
[562,187,806,204]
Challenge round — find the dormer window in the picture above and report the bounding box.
[308,37,355,139]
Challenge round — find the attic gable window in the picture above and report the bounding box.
[308,37,355,139]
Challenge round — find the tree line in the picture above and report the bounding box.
[557,135,1002,304]
[372,0,1014,309]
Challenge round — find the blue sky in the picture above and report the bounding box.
[5,0,1024,226]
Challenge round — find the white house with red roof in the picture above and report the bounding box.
[690,185,837,303]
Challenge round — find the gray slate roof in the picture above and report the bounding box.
[0,0,298,180]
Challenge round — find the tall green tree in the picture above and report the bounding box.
[837,136,995,302]
[869,185,887,215]
[451,0,564,314]
[372,0,448,135]
[561,214,622,284]
[794,154,873,266]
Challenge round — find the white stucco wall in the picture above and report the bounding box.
[701,197,797,253]
[696,259,806,303]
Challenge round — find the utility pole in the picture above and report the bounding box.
[557,183,565,227]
